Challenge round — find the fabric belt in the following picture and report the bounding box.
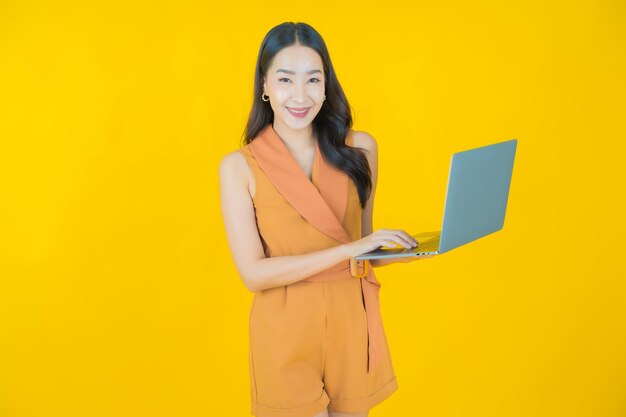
[302,259,384,373]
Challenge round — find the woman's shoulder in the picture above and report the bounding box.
[218,147,253,181]
[349,129,378,153]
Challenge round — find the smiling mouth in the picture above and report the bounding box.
[287,107,311,117]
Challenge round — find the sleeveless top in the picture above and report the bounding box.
[237,123,385,373]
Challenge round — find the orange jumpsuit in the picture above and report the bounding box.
[238,123,397,417]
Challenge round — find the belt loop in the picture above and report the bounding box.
[349,258,370,278]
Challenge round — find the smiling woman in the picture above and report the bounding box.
[218,21,433,417]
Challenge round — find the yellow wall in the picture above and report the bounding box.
[1,1,625,416]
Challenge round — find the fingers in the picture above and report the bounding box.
[379,237,415,249]
[375,228,418,248]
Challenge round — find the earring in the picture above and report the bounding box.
[261,92,270,102]
[323,94,326,101]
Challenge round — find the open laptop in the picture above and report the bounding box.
[354,139,518,260]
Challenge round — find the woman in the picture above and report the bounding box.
[219,22,435,417]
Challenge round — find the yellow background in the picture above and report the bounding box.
[1,1,625,416]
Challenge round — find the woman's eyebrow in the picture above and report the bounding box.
[276,69,322,75]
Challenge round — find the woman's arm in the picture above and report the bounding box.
[353,131,426,267]
[218,151,354,293]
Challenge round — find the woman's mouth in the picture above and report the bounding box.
[287,107,310,118]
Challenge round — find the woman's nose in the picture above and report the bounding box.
[291,82,306,101]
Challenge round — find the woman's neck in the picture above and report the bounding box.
[273,122,317,150]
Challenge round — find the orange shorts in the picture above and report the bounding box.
[248,277,398,417]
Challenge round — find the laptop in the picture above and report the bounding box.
[354,139,518,260]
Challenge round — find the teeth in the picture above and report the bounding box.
[289,108,307,113]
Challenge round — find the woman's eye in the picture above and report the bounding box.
[278,78,321,83]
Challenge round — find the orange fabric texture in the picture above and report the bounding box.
[239,123,398,417]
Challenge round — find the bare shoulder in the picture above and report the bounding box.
[218,149,251,181]
[351,130,378,154]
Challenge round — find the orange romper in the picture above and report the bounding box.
[238,123,398,417]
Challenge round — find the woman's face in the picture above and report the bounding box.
[263,44,326,132]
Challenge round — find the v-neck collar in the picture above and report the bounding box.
[249,123,350,244]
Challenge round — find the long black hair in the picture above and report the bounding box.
[242,22,372,209]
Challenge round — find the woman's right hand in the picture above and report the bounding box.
[344,228,418,258]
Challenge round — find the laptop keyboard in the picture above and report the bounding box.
[413,235,440,252]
